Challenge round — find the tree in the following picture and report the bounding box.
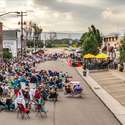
[27,40,34,48]
[32,23,42,40]
[80,25,102,54]
[46,40,53,48]
[90,25,102,47]
[27,40,44,48]
[81,32,98,54]
[3,48,12,60]
[37,40,44,48]
[72,40,79,48]
[27,22,43,51]
[120,37,125,63]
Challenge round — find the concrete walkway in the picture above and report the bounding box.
[110,70,125,81]
[91,71,125,106]
[76,67,125,125]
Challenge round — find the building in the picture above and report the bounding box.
[3,30,19,57]
[102,32,124,60]
[103,33,121,49]
[3,30,21,57]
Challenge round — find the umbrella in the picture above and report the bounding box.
[96,53,109,59]
[83,54,95,59]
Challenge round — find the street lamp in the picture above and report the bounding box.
[0,11,19,17]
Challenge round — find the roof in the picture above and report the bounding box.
[3,30,19,40]
[104,32,119,37]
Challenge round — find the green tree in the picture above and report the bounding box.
[46,40,53,48]
[80,25,102,54]
[37,40,44,48]
[27,22,43,51]
[91,25,102,47]
[27,40,34,48]
[3,48,12,60]
[72,40,79,48]
[120,37,125,63]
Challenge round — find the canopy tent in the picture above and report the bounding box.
[96,53,109,59]
[83,54,95,59]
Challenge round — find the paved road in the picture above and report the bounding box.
[0,60,120,125]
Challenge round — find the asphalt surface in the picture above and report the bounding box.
[0,60,121,125]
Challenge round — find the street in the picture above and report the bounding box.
[0,60,120,125]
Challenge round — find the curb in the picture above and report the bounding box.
[75,67,125,125]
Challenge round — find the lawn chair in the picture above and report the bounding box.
[17,103,30,119]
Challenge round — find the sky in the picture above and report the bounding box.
[0,0,125,34]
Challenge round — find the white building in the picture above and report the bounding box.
[3,30,21,57]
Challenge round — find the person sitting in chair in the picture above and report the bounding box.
[49,88,58,100]
[6,95,14,111]
[73,84,82,94]
[65,84,72,94]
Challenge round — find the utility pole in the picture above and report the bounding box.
[21,12,23,58]
[17,11,27,58]
[0,22,3,61]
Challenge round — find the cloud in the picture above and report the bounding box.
[33,0,102,32]
[33,0,102,13]
[104,0,125,6]
[60,0,102,7]
[2,0,125,33]
[0,0,6,8]
[2,0,103,32]
[102,8,113,19]
[102,8,125,24]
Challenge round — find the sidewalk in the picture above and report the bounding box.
[76,67,125,125]
[110,70,125,81]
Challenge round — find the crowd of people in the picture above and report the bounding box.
[0,50,85,120]
[0,51,75,119]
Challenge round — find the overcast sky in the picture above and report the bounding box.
[0,0,125,34]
